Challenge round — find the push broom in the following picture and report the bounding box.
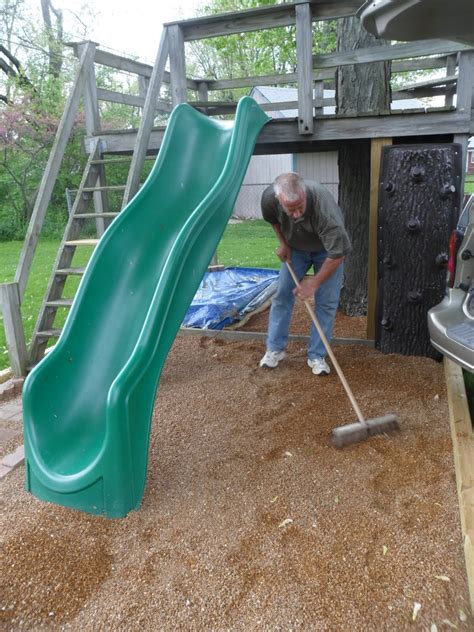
[286,262,400,448]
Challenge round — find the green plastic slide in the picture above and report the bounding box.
[23,97,269,518]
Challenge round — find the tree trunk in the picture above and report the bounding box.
[40,0,63,78]
[336,17,391,315]
[338,141,370,315]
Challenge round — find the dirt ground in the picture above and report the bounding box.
[0,305,472,631]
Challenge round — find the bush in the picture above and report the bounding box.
[0,223,26,241]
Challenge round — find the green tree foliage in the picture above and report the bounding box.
[187,0,336,102]
[0,0,143,242]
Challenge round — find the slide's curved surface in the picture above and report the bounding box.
[23,97,269,518]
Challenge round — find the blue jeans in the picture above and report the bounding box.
[267,248,343,360]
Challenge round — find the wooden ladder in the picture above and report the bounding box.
[28,30,171,367]
[28,139,130,364]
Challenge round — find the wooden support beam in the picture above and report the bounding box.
[313,40,473,69]
[169,1,360,41]
[14,41,97,300]
[122,30,169,206]
[204,56,450,92]
[169,24,187,107]
[367,137,392,340]
[69,45,198,90]
[0,283,28,377]
[296,2,314,135]
[456,51,474,119]
[179,327,374,346]
[444,359,474,614]
[445,54,458,108]
[96,88,171,112]
[454,134,470,197]
[86,108,470,154]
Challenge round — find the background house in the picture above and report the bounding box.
[467,137,474,175]
[233,86,425,219]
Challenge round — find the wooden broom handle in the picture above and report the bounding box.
[286,261,366,424]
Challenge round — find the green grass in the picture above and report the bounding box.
[218,219,278,269]
[465,175,474,195]
[0,220,279,370]
[0,241,96,370]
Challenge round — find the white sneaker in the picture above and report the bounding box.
[307,356,330,375]
[259,350,286,368]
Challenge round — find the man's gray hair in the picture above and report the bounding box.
[273,172,305,202]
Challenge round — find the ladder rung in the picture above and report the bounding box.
[36,329,61,339]
[64,239,99,246]
[56,267,85,276]
[90,156,155,165]
[91,157,132,165]
[46,299,73,308]
[74,212,119,219]
[82,185,126,192]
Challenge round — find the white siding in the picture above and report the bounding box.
[294,152,339,202]
[233,151,339,219]
[233,154,292,219]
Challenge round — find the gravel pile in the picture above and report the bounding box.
[0,309,471,630]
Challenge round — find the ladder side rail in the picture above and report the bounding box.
[79,42,109,237]
[14,42,97,299]
[29,140,102,365]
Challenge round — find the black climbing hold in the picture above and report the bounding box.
[435,252,448,267]
[406,218,421,232]
[411,166,425,182]
[383,255,395,268]
[381,318,393,331]
[407,291,423,304]
[440,183,456,199]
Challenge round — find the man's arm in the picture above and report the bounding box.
[271,223,292,262]
[294,256,344,301]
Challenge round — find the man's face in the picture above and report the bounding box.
[279,191,306,220]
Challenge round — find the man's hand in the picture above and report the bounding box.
[275,243,291,262]
[294,277,318,301]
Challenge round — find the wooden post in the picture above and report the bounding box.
[14,41,97,299]
[454,51,474,202]
[456,51,474,120]
[445,53,457,108]
[296,2,314,135]
[367,137,392,340]
[123,29,169,206]
[0,283,28,376]
[454,133,470,199]
[314,79,324,116]
[78,41,107,237]
[444,359,474,613]
[138,76,150,100]
[169,24,187,107]
[198,81,209,115]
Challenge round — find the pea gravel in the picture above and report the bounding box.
[0,309,472,631]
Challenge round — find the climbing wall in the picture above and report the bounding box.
[376,143,463,357]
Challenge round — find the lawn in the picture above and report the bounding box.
[465,174,474,194]
[0,220,278,370]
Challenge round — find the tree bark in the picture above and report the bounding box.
[40,0,63,78]
[336,17,391,315]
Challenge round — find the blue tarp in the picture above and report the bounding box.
[183,266,279,330]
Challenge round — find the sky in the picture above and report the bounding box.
[48,0,205,64]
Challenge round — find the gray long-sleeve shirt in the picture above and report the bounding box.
[261,180,352,258]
